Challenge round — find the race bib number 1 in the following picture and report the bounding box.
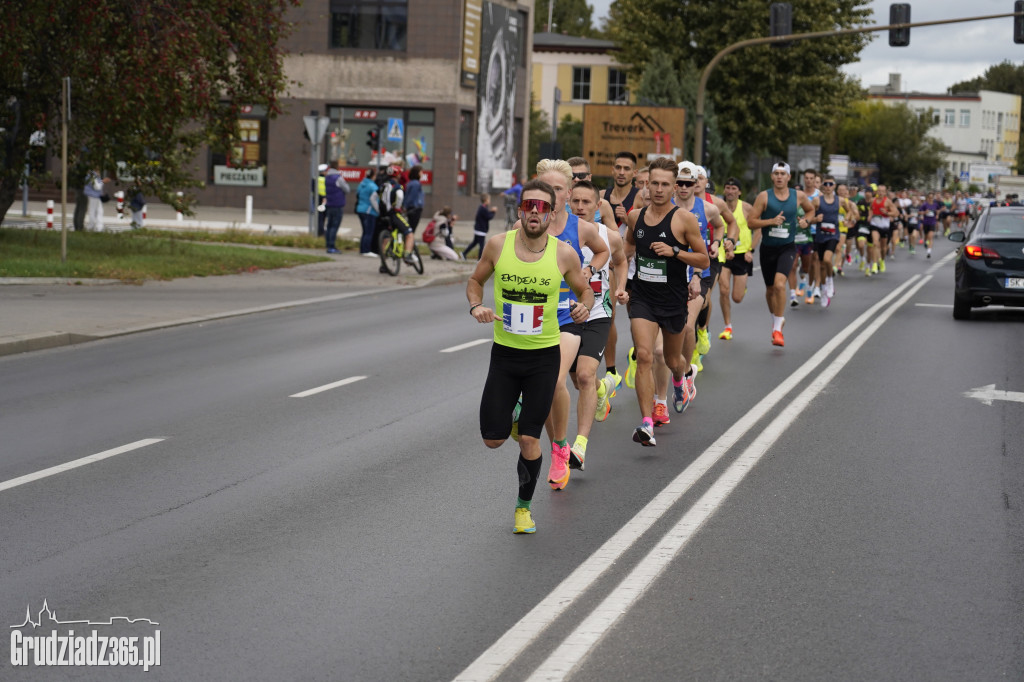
[503,302,544,335]
[636,255,668,283]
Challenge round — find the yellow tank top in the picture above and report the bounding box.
[719,201,752,262]
[493,230,562,349]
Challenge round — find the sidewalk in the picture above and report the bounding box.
[6,200,320,234]
[1,201,477,357]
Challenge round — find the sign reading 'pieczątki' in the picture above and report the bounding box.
[582,104,686,178]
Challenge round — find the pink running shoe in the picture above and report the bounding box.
[548,444,570,490]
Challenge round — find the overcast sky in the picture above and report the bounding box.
[588,0,1023,93]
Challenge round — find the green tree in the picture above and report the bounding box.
[634,53,735,180]
[535,0,597,37]
[607,0,870,163]
[0,0,298,226]
[556,115,584,161]
[836,101,947,187]
[528,98,552,173]
[950,60,1024,171]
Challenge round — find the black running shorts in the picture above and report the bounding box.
[564,318,612,372]
[815,239,839,260]
[759,243,797,287]
[479,343,560,441]
[628,297,687,335]
[724,253,754,277]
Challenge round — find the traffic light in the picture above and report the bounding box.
[769,3,792,47]
[366,127,379,152]
[889,3,911,47]
[1015,1,1024,44]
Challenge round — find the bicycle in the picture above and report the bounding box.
[378,213,424,276]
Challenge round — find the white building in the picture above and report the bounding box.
[869,74,1020,186]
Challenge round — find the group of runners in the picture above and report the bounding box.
[464,153,934,534]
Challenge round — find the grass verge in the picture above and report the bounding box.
[0,229,330,281]
[133,227,357,250]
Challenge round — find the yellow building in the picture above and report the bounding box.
[532,32,632,126]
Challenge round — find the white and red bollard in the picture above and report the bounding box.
[115,191,125,220]
[46,200,54,229]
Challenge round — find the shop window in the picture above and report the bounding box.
[209,108,268,187]
[331,106,434,193]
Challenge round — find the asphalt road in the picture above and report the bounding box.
[1,242,1021,681]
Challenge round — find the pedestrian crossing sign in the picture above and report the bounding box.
[387,118,404,142]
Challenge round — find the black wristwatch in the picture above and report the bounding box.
[672,245,680,257]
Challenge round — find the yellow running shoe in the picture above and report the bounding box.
[691,349,703,372]
[624,347,637,389]
[718,326,733,340]
[605,370,622,398]
[879,258,886,273]
[513,507,536,534]
[696,328,711,355]
[594,376,613,422]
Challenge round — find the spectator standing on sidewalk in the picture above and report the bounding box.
[83,169,110,232]
[315,163,328,237]
[128,184,146,229]
[463,193,495,260]
[404,165,425,234]
[355,168,379,256]
[323,161,351,254]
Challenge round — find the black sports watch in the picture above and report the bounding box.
[672,245,680,257]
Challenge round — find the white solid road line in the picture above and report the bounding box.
[526,274,934,681]
[0,438,165,494]
[440,338,490,353]
[915,303,953,308]
[453,274,924,682]
[289,376,367,398]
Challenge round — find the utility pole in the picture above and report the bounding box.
[692,10,1024,162]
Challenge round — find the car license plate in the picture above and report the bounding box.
[1007,277,1024,289]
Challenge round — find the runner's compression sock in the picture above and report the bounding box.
[772,316,784,332]
[606,365,616,376]
[554,438,567,449]
[696,305,709,328]
[517,453,542,504]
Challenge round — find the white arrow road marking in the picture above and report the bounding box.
[289,376,367,398]
[440,338,490,353]
[963,384,1024,406]
[0,439,165,493]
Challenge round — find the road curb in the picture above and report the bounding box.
[0,271,466,358]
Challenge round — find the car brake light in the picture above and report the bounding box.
[964,244,1000,259]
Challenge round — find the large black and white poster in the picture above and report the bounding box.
[475,2,520,193]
